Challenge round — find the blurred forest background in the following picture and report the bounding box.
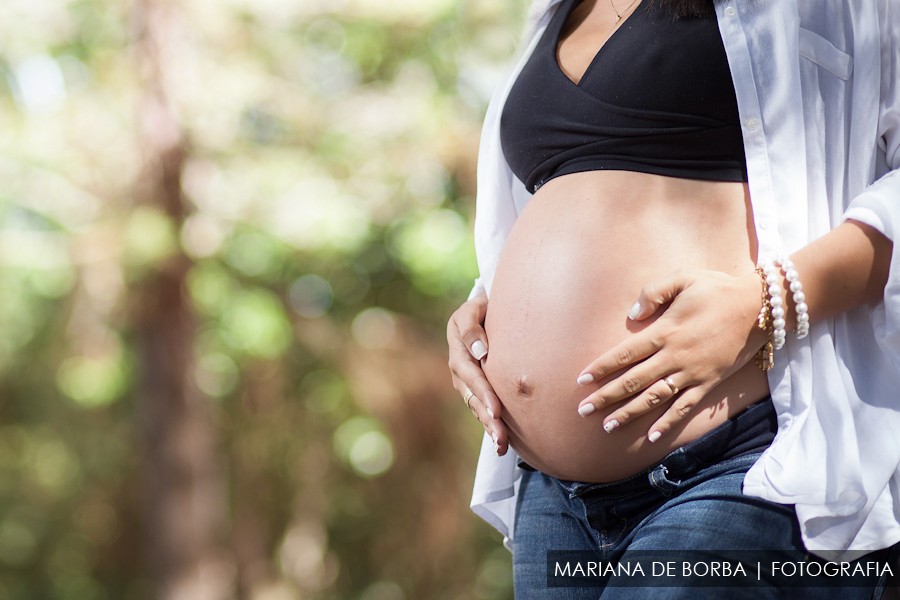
[0,0,528,598]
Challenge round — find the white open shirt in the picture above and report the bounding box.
[467,0,900,561]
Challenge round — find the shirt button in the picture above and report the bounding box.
[725,6,736,16]
[759,220,769,230]
[745,118,760,131]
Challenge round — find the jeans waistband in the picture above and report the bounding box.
[555,397,777,499]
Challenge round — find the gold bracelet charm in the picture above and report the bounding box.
[754,266,774,371]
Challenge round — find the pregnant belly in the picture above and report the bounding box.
[481,171,770,482]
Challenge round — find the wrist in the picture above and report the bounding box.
[755,256,811,349]
[759,261,788,351]
[741,270,771,341]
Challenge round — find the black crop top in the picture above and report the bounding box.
[500,0,748,193]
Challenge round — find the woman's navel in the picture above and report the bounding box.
[514,374,534,398]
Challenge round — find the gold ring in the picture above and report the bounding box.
[463,387,475,408]
[664,377,679,395]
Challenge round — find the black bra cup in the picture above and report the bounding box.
[500,0,748,193]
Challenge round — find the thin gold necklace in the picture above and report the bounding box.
[609,0,641,23]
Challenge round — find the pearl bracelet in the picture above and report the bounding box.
[758,260,787,350]
[777,256,810,339]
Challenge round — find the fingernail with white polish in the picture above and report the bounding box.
[648,431,662,443]
[471,340,488,360]
[577,373,595,386]
[491,431,499,445]
[628,302,643,320]
[487,405,495,420]
[578,403,596,417]
[493,440,500,454]
[603,419,620,433]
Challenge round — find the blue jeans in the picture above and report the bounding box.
[513,401,894,599]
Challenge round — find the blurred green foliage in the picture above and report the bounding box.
[0,0,527,598]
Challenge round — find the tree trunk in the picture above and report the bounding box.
[131,0,232,597]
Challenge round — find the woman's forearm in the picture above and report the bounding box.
[784,219,893,330]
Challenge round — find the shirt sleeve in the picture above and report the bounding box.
[841,0,900,368]
[843,0,900,231]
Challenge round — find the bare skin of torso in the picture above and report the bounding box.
[480,0,770,482]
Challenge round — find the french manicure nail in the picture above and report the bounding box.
[487,405,495,420]
[491,431,499,445]
[578,403,596,417]
[471,340,488,360]
[628,302,643,320]
[648,431,662,443]
[493,441,500,454]
[603,419,620,433]
[577,373,595,385]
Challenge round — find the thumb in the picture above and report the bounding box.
[628,271,691,321]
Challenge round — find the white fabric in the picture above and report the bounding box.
[468,0,900,561]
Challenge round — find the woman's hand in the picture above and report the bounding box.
[575,269,769,442]
[447,293,509,456]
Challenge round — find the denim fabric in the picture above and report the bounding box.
[512,401,893,599]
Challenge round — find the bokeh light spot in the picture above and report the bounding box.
[0,518,38,567]
[221,289,292,358]
[288,274,333,318]
[32,438,80,494]
[351,307,396,349]
[333,417,394,479]
[388,209,475,295]
[475,548,514,599]
[300,370,346,414]
[122,206,178,268]
[348,430,394,478]
[223,229,285,278]
[194,352,240,397]
[56,353,128,408]
[180,214,228,259]
[361,581,405,600]
[187,262,235,316]
[278,521,338,591]
[12,55,66,114]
